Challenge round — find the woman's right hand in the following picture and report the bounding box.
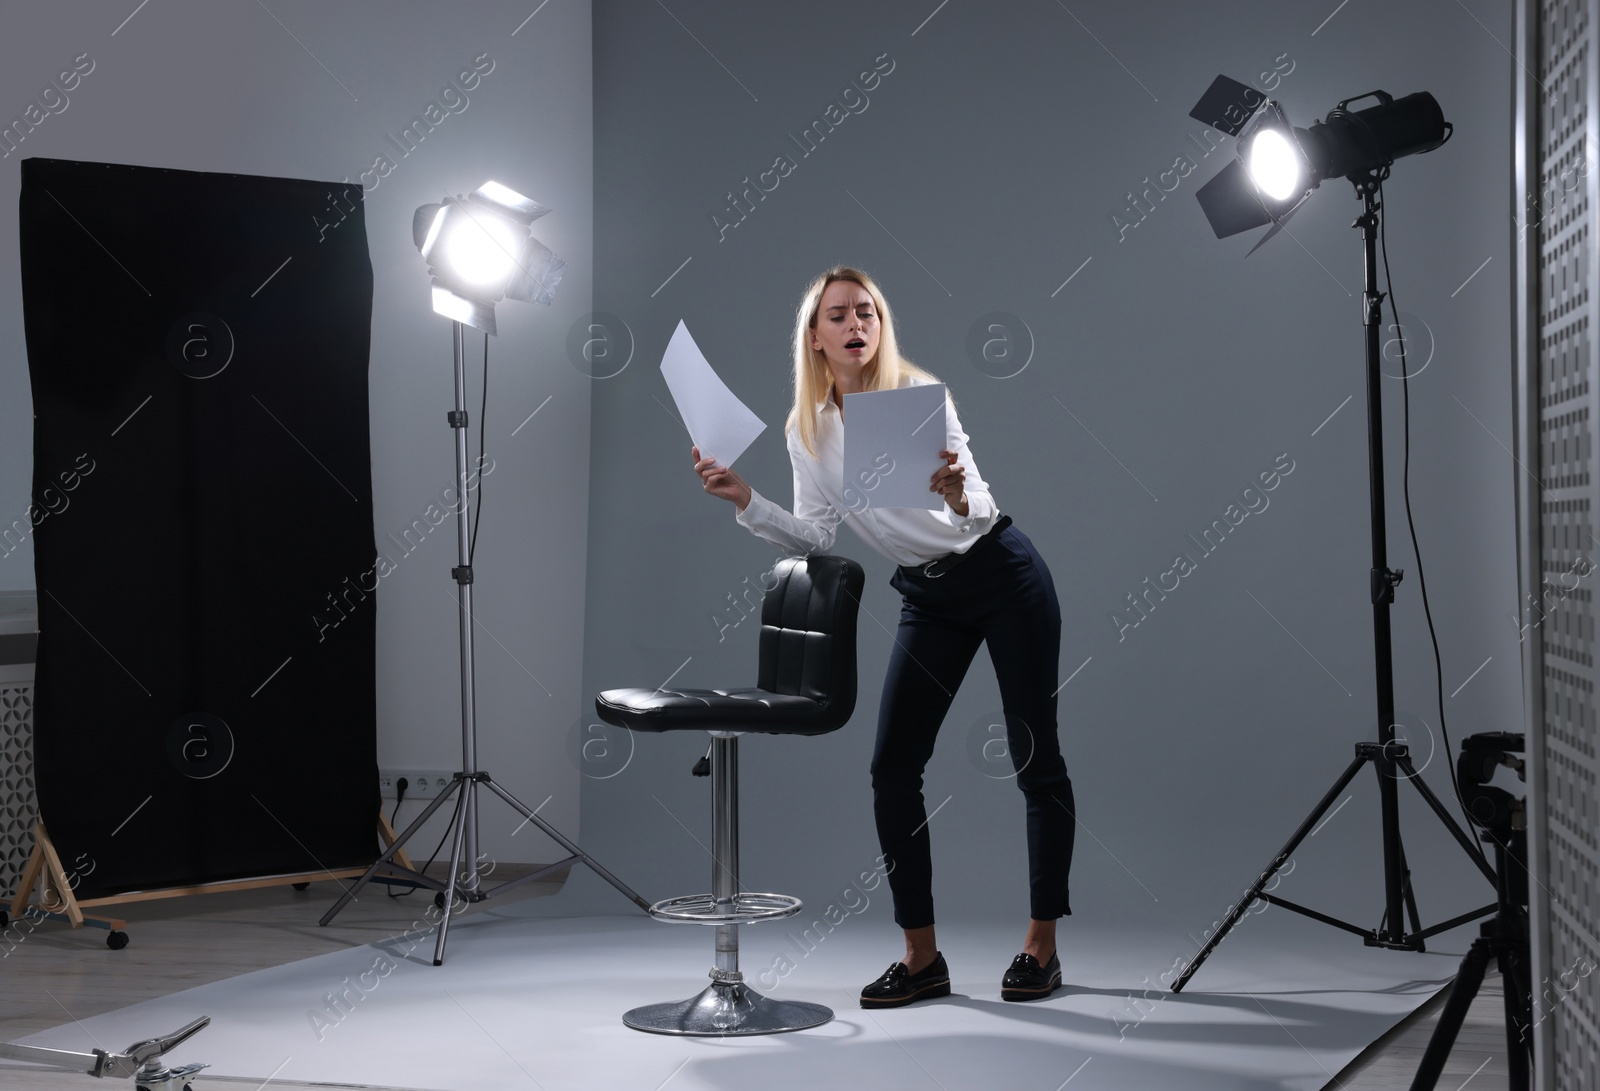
[693,446,752,512]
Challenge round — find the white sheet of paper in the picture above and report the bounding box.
[841,384,948,512]
[658,320,766,469]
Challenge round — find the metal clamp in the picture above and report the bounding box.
[0,1016,209,1089]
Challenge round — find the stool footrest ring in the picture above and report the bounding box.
[647,892,802,924]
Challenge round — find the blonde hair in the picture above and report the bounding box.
[786,265,941,460]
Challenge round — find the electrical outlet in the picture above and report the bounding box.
[378,768,457,800]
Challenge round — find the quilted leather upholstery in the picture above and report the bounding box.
[594,554,864,736]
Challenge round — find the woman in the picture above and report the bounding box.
[693,266,1075,1006]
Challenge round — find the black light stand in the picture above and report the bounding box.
[1409,732,1533,1091]
[320,320,650,964]
[1170,175,1498,993]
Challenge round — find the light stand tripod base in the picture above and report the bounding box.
[623,980,832,1036]
[321,771,650,965]
[1171,741,1496,993]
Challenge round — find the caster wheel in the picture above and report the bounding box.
[292,882,310,891]
[107,930,129,950]
[434,892,446,910]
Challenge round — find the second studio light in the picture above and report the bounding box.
[1190,75,1451,251]
[1168,72,1495,1000]
[413,180,566,334]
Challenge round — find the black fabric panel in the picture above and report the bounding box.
[20,157,378,899]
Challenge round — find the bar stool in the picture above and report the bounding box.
[595,553,864,1035]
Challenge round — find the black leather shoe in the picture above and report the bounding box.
[860,952,951,1008]
[1001,951,1061,1001]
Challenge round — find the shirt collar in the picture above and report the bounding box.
[819,373,917,413]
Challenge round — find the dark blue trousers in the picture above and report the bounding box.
[870,523,1075,929]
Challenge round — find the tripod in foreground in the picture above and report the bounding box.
[0,1016,209,1090]
[1409,732,1533,1090]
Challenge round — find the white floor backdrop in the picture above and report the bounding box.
[8,898,1480,1091]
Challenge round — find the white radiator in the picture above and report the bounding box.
[0,591,37,901]
[0,665,34,900]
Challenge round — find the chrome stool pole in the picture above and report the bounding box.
[623,734,833,1036]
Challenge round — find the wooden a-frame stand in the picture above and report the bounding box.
[6,816,414,949]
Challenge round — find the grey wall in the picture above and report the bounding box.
[567,0,1523,960]
[0,1,591,867]
[0,0,1524,958]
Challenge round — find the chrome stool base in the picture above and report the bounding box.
[621,735,831,1036]
[623,979,833,1036]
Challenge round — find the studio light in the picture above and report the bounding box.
[1171,78,1498,1000]
[1190,75,1451,250]
[412,180,566,334]
[1247,125,1301,201]
[324,182,648,964]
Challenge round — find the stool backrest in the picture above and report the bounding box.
[757,555,864,731]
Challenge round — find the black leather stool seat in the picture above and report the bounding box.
[596,554,864,737]
[595,686,831,734]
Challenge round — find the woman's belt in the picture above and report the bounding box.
[904,514,1013,579]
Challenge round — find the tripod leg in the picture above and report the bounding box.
[1171,751,1370,993]
[1395,756,1497,885]
[1501,913,1535,1089]
[320,780,463,926]
[1503,965,1532,1090]
[433,779,476,966]
[1409,937,1492,1091]
[479,777,652,912]
[1399,842,1425,951]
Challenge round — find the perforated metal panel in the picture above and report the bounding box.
[0,672,36,900]
[1529,1,1600,1086]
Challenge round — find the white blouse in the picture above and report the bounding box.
[735,375,1002,566]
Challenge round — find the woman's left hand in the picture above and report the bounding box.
[931,449,968,517]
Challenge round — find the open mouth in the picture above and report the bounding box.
[845,339,866,350]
